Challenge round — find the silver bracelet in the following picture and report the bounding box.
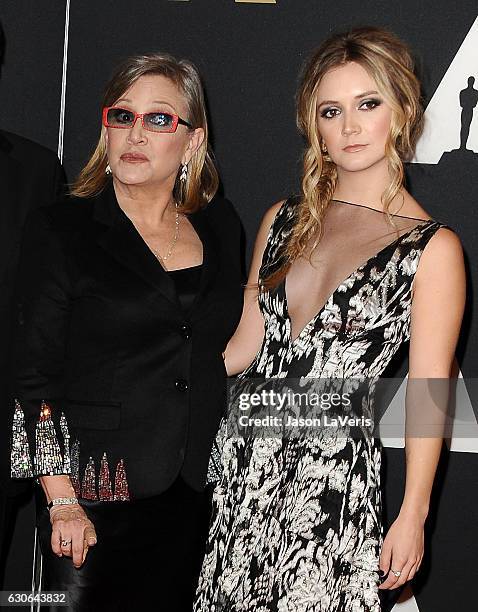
[47,497,79,510]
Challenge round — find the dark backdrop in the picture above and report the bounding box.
[0,2,476,610]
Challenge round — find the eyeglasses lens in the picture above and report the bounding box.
[107,108,135,127]
[145,112,174,131]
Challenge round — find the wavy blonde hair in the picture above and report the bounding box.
[71,52,219,213]
[263,26,424,290]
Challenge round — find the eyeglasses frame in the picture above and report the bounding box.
[102,106,193,133]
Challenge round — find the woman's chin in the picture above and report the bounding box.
[113,169,152,186]
[332,151,388,174]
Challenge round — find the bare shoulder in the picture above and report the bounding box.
[422,225,463,261]
[415,225,465,288]
[250,199,288,259]
[254,199,287,239]
[262,199,287,227]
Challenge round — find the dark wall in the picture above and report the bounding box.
[0,1,65,153]
[1,2,476,610]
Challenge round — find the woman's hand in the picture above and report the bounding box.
[378,510,425,590]
[49,504,97,568]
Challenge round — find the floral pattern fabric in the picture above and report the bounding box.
[194,198,451,611]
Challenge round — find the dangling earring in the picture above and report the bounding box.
[105,163,112,175]
[179,163,188,182]
[320,140,328,155]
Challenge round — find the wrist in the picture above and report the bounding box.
[47,496,79,510]
[49,504,84,522]
[398,502,429,524]
[39,475,76,504]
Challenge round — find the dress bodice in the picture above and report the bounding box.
[248,197,451,380]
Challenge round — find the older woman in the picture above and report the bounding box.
[10,52,243,610]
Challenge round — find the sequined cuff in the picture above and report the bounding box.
[206,439,223,485]
[11,400,33,478]
[11,399,72,479]
[78,453,130,501]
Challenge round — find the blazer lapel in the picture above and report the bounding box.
[92,182,179,307]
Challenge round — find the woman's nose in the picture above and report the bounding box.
[341,112,361,136]
[127,117,147,144]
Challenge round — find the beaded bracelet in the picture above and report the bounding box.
[47,497,79,510]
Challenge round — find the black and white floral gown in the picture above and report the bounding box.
[194,197,451,612]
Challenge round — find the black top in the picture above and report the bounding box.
[167,264,203,312]
[10,181,244,499]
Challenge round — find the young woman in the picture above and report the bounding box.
[194,27,466,611]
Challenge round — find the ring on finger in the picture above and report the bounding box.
[60,539,72,547]
[391,568,402,577]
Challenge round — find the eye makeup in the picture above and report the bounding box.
[320,107,340,119]
[319,97,383,119]
[358,98,382,110]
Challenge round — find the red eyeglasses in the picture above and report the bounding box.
[102,106,193,133]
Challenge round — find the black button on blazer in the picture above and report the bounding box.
[10,181,244,499]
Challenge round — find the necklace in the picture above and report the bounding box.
[150,208,181,263]
[126,202,181,264]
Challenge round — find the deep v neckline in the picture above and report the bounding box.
[282,219,435,346]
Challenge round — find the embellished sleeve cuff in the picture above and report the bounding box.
[11,399,72,479]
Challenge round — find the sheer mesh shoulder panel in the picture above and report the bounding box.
[284,200,433,342]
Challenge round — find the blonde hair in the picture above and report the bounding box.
[264,26,424,290]
[71,52,219,213]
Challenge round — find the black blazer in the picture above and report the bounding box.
[10,181,244,499]
[0,130,65,495]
